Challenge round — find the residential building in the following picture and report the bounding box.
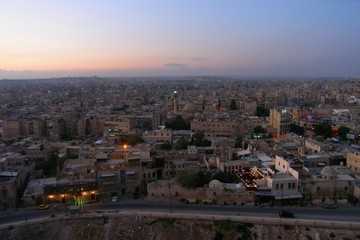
[269,108,292,136]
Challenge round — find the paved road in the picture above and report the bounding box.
[1,199,359,227]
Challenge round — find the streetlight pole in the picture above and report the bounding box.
[168,179,172,213]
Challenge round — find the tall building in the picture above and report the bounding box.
[347,151,360,173]
[173,90,178,114]
[270,108,291,136]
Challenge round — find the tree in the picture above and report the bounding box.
[229,99,237,110]
[41,150,59,177]
[192,131,211,147]
[213,171,239,183]
[174,136,189,150]
[337,125,350,140]
[234,135,243,148]
[120,135,144,146]
[255,106,270,117]
[159,141,172,150]
[177,171,211,188]
[313,122,333,139]
[165,115,190,130]
[253,125,267,134]
[290,123,305,136]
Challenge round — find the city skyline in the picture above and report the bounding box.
[1,0,360,79]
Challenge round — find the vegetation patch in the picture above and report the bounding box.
[148,218,176,228]
[214,219,233,231]
[283,225,295,230]
[213,231,224,240]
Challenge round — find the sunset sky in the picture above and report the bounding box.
[1,0,360,78]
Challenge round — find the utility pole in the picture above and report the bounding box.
[168,179,172,213]
[168,160,174,213]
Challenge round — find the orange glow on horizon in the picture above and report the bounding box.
[0,49,166,72]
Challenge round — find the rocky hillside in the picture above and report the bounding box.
[1,216,360,240]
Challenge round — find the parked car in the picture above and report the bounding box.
[111,196,118,203]
[36,204,49,210]
[279,210,295,218]
[322,200,338,209]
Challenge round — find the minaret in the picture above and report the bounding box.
[173,90,178,114]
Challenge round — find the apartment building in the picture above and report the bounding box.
[103,117,132,135]
[304,139,329,154]
[347,151,360,174]
[142,128,172,143]
[269,108,292,136]
[191,120,241,138]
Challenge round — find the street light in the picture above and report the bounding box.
[168,179,173,213]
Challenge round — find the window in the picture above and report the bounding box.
[276,184,279,189]
[127,173,135,180]
[317,186,320,191]
[280,184,283,189]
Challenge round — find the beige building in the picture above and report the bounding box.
[306,166,355,199]
[347,151,360,173]
[304,139,329,154]
[142,128,172,143]
[3,119,25,139]
[104,117,132,135]
[191,120,241,138]
[26,142,54,167]
[269,108,292,136]
[0,153,34,209]
[216,159,250,175]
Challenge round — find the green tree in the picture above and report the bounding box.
[192,131,211,147]
[313,122,333,139]
[165,115,190,130]
[41,150,59,177]
[290,123,305,136]
[213,171,239,183]
[160,141,172,150]
[119,135,144,146]
[253,125,267,134]
[337,125,350,140]
[174,136,189,150]
[177,171,211,188]
[234,135,243,148]
[255,106,270,117]
[229,99,237,110]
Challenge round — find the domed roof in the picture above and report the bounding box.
[209,179,224,189]
[321,166,337,177]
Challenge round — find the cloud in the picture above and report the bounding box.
[163,63,188,68]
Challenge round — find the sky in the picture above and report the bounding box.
[1,0,360,79]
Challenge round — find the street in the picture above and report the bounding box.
[1,199,360,227]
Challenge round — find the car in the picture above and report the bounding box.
[111,196,118,203]
[322,200,338,209]
[36,204,49,210]
[279,210,294,218]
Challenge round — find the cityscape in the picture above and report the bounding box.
[1,76,360,238]
[1,1,360,240]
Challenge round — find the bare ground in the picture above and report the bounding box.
[1,216,359,240]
